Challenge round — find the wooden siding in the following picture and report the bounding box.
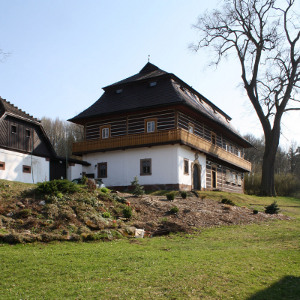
[72,128,251,171]
[85,110,175,140]
[0,116,52,157]
[178,111,243,157]
[206,161,244,193]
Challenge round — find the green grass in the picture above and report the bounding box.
[1,185,300,299]
[1,222,299,299]
[197,191,300,218]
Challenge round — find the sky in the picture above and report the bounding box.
[0,0,299,149]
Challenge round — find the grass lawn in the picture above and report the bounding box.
[1,193,300,299]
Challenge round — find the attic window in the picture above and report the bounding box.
[149,81,157,87]
[116,89,123,94]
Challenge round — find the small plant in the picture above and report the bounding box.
[253,209,259,214]
[102,212,111,218]
[265,201,280,214]
[131,176,145,196]
[180,191,187,199]
[169,206,179,214]
[123,206,132,218]
[36,179,79,196]
[221,198,235,206]
[166,192,176,201]
[100,187,109,194]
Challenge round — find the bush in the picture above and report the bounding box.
[166,192,176,201]
[123,206,132,219]
[36,180,79,196]
[169,206,179,214]
[87,179,97,191]
[245,173,300,196]
[131,176,145,196]
[221,198,235,206]
[180,191,187,199]
[100,187,109,194]
[265,201,280,214]
[102,212,111,218]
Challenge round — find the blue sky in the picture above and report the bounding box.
[0,0,299,147]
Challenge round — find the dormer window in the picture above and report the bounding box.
[100,125,110,139]
[145,119,156,133]
[149,81,157,87]
[116,89,123,94]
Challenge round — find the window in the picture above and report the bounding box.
[211,132,216,145]
[0,162,5,170]
[97,162,107,178]
[225,170,231,183]
[145,119,156,133]
[116,89,123,94]
[188,123,194,134]
[25,129,31,138]
[184,159,189,175]
[237,174,242,186]
[11,125,17,134]
[140,158,151,175]
[23,165,31,173]
[237,149,241,157]
[100,125,110,139]
[149,81,157,87]
[212,166,217,189]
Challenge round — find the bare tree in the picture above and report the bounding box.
[192,0,300,196]
[41,117,84,157]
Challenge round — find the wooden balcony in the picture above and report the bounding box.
[72,129,251,171]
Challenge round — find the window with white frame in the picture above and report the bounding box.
[145,119,156,133]
[101,127,110,139]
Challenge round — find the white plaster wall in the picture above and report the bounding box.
[82,145,180,187]
[67,163,83,181]
[177,146,206,188]
[0,148,50,184]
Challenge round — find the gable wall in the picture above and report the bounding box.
[0,116,52,157]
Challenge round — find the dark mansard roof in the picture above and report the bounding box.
[69,62,251,147]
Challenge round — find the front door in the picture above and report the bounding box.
[193,164,201,190]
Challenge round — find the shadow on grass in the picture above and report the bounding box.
[247,276,300,300]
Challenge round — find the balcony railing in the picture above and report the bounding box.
[72,129,251,171]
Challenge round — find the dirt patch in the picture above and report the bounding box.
[124,193,290,235]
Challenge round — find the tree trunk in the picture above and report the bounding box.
[260,128,280,196]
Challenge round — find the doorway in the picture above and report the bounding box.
[192,164,201,190]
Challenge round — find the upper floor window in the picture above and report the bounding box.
[149,81,157,87]
[116,89,123,94]
[211,132,216,145]
[145,119,156,133]
[100,125,110,139]
[140,158,152,175]
[11,125,17,134]
[25,129,31,138]
[188,123,194,134]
